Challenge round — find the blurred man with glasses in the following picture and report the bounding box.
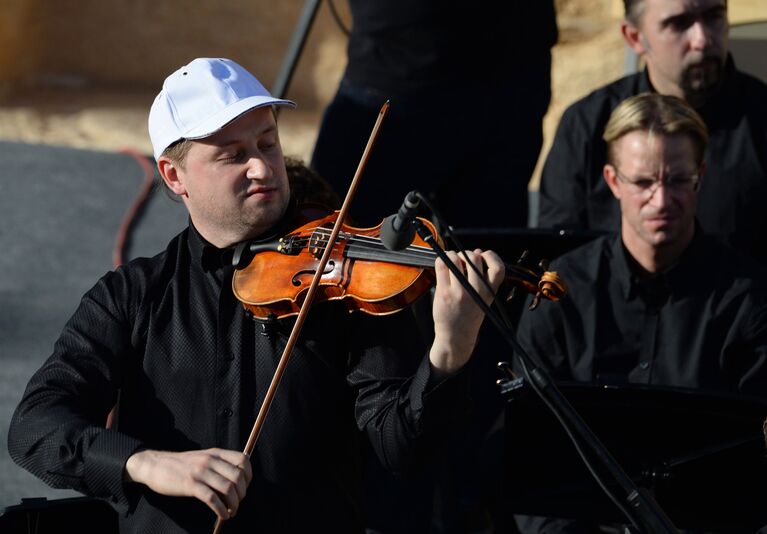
[515,93,767,532]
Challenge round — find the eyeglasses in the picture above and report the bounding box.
[612,167,701,198]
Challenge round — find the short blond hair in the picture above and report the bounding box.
[603,93,709,167]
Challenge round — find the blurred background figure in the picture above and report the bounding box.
[311,4,557,533]
[311,0,558,229]
[285,156,341,210]
[539,0,767,264]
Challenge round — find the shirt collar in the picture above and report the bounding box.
[611,223,704,301]
[662,224,706,294]
[187,222,234,273]
[610,234,639,300]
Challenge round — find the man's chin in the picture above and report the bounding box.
[646,232,675,247]
[241,203,290,239]
[642,221,678,246]
[683,61,724,102]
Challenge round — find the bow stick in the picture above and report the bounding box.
[213,100,390,533]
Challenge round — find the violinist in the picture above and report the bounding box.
[515,93,767,533]
[7,57,504,534]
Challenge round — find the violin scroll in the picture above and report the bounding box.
[501,252,567,310]
[528,270,567,310]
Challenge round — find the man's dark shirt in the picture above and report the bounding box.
[538,58,767,263]
[7,223,469,533]
[516,231,767,395]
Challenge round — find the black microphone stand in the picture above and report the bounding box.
[412,219,679,534]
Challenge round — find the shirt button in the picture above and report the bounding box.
[223,408,233,417]
[639,362,650,370]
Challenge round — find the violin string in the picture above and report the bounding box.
[285,228,437,259]
[345,245,436,267]
[343,236,439,265]
[292,232,535,274]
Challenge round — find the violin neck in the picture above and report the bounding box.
[345,239,436,268]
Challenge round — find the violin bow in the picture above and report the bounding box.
[213,101,390,533]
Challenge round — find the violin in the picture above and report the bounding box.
[232,210,567,320]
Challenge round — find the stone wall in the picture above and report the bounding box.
[0,0,349,105]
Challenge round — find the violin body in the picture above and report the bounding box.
[232,212,438,319]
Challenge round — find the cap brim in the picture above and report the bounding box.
[182,95,296,140]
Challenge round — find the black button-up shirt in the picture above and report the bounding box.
[516,231,767,396]
[8,223,470,533]
[538,57,767,263]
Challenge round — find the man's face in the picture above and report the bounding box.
[167,107,291,246]
[630,0,728,103]
[605,131,700,254]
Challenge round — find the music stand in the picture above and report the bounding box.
[503,382,767,530]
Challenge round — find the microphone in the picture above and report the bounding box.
[380,191,421,251]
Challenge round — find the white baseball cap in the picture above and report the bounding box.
[148,57,296,160]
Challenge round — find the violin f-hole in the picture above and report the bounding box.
[291,260,336,286]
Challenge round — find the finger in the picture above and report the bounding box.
[460,250,502,308]
[441,251,481,302]
[434,255,452,288]
[206,458,250,509]
[191,480,230,520]
[237,459,253,485]
[467,249,484,273]
[481,250,505,289]
[463,250,490,295]
[185,456,245,516]
[209,450,252,496]
[466,249,503,288]
[202,468,242,517]
[444,250,466,280]
[211,449,249,468]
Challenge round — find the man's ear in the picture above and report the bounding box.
[157,157,187,197]
[604,164,622,200]
[621,21,647,55]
